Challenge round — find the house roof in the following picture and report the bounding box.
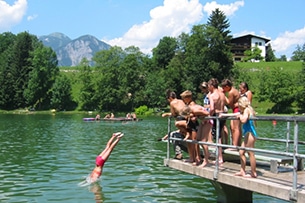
[232,34,271,43]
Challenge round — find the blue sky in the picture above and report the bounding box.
[1,0,304,59]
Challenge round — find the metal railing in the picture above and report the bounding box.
[166,115,305,201]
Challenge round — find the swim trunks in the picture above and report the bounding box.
[95,156,105,167]
[176,116,187,121]
[233,107,240,113]
[211,113,226,139]
[187,119,199,132]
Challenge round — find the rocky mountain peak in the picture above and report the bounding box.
[39,33,111,66]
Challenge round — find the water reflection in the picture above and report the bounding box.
[89,183,104,203]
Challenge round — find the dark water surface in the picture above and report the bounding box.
[1,113,302,202]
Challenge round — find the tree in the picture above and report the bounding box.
[291,43,305,61]
[184,24,209,92]
[279,55,287,61]
[0,32,17,109]
[295,62,305,111]
[265,43,276,62]
[24,46,59,109]
[152,36,177,70]
[51,74,76,110]
[118,46,147,111]
[93,46,125,111]
[144,71,167,108]
[258,67,295,113]
[78,59,97,111]
[206,8,234,81]
[10,32,37,108]
[243,46,263,62]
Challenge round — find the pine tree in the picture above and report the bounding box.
[206,8,234,81]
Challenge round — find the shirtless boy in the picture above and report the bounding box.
[199,78,226,167]
[162,90,188,159]
[221,79,241,147]
[180,90,201,165]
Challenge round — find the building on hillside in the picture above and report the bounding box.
[230,34,271,62]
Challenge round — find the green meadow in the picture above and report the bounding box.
[235,61,303,114]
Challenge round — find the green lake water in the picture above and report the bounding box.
[1,113,303,202]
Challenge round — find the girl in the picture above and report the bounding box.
[236,96,257,178]
[220,96,258,178]
[81,132,124,185]
[239,82,253,104]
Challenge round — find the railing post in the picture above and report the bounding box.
[289,120,298,201]
[286,121,290,153]
[166,116,171,163]
[213,117,220,180]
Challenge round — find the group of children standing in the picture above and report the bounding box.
[162,78,258,178]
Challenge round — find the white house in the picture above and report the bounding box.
[231,34,271,62]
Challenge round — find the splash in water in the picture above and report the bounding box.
[78,174,100,187]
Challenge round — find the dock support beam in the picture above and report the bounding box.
[210,181,253,203]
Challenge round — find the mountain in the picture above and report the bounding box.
[39,33,111,66]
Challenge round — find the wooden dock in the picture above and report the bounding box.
[164,158,305,202]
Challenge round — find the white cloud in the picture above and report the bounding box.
[106,0,244,54]
[203,0,244,16]
[105,0,204,54]
[272,26,305,54]
[0,0,27,31]
[27,14,38,21]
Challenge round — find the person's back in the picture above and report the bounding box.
[207,78,225,164]
[216,89,226,113]
[170,98,185,117]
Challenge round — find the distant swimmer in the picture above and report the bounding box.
[78,132,124,186]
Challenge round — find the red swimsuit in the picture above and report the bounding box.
[95,156,105,167]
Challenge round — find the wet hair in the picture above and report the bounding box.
[240,82,249,91]
[166,89,176,99]
[221,79,233,87]
[208,78,219,88]
[180,90,192,99]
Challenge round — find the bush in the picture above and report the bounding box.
[135,105,153,116]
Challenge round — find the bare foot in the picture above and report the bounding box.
[251,172,258,178]
[243,173,257,178]
[234,171,245,176]
[113,132,121,137]
[192,160,201,166]
[198,161,209,168]
[117,133,124,139]
[212,160,224,165]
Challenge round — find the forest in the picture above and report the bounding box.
[0,9,305,114]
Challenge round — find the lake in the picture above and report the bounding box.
[0,113,303,202]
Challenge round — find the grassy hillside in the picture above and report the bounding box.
[235,61,303,114]
[235,61,302,72]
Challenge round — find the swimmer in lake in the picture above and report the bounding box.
[86,132,124,184]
